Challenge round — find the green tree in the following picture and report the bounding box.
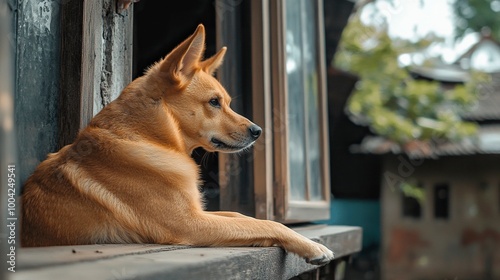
[335,17,482,145]
[454,0,500,40]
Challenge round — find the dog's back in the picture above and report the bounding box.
[21,90,202,246]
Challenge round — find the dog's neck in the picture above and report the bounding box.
[89,79,200,156]
[158,102,199,154]
[141,72,202,155]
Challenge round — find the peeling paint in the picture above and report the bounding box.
[23,0,55,35]
[37,0,52,33]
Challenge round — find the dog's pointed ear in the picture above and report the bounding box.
[201,47,227,75]
[160,24,205,81]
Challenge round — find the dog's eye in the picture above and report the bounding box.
[209,98,221,108]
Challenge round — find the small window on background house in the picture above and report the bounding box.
[434,183,450,219]
[402,184,423,218]
[402,195,421,218]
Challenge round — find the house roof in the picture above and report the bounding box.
[454,33,500,73]
[350,73,500,157]
[351,125,500,158]
[350,33,500,157]
[457,34,500,120]
[409,64,469,83]
[463,73,500,121]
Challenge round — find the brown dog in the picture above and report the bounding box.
[21,25,334,265]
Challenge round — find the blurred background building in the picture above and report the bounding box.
[328,0,500,279]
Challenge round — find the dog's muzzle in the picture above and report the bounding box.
[210,124,262,152]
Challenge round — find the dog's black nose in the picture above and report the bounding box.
[249,124,262,140]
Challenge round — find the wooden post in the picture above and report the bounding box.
[59,0,133,148]
[215,0,256,216]
[249,0,274,220]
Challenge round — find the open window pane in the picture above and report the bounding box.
[285,0,307,200]
[285,0,324,202]
[303,0,323,201]
[272,0,330,222]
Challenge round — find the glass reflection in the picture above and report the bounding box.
[285,0,323,201]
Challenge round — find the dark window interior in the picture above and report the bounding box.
[434,183,450,219]
[133,1,253,212]
[133,1,219,210]
[402,194,421,218]
[133,1,217,78]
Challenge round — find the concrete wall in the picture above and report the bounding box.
[14,0,61,184]
[13,0,132,185]
[381,155,500,280]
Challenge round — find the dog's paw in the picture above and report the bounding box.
[304,243,335,266]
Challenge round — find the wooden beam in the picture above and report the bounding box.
[59,0,101,147]
[14,226,362,279]
[250,0,274,220]
[59,0,133,148]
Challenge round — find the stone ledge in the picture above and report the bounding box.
[13,225,362,280]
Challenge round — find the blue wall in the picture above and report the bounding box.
[320,199,381,248]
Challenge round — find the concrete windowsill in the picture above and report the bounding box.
[13,225,362,280]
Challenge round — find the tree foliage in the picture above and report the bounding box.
[454,0,500,40]
[335,17,482,144]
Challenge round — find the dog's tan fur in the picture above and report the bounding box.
[21,25,334,265]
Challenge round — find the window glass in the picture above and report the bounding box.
[285,0,307,200]
[285,0,323,201]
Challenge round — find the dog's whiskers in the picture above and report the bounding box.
[201,151,213,168]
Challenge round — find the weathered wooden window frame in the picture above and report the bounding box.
[217,0,330,222]
[216,0,280,221]
[270,0,330,222]
[248,0,275,220]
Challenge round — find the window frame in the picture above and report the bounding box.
[217,0,331,222]
[270,0,330,222]
[248,0,275,220]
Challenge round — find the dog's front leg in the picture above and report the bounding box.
[177,213,334,265]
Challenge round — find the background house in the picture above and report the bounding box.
[352,33,500,280]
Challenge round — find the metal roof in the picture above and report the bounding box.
[409,64,470,83]
[463,73,500,121]
[351,125,500,158]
